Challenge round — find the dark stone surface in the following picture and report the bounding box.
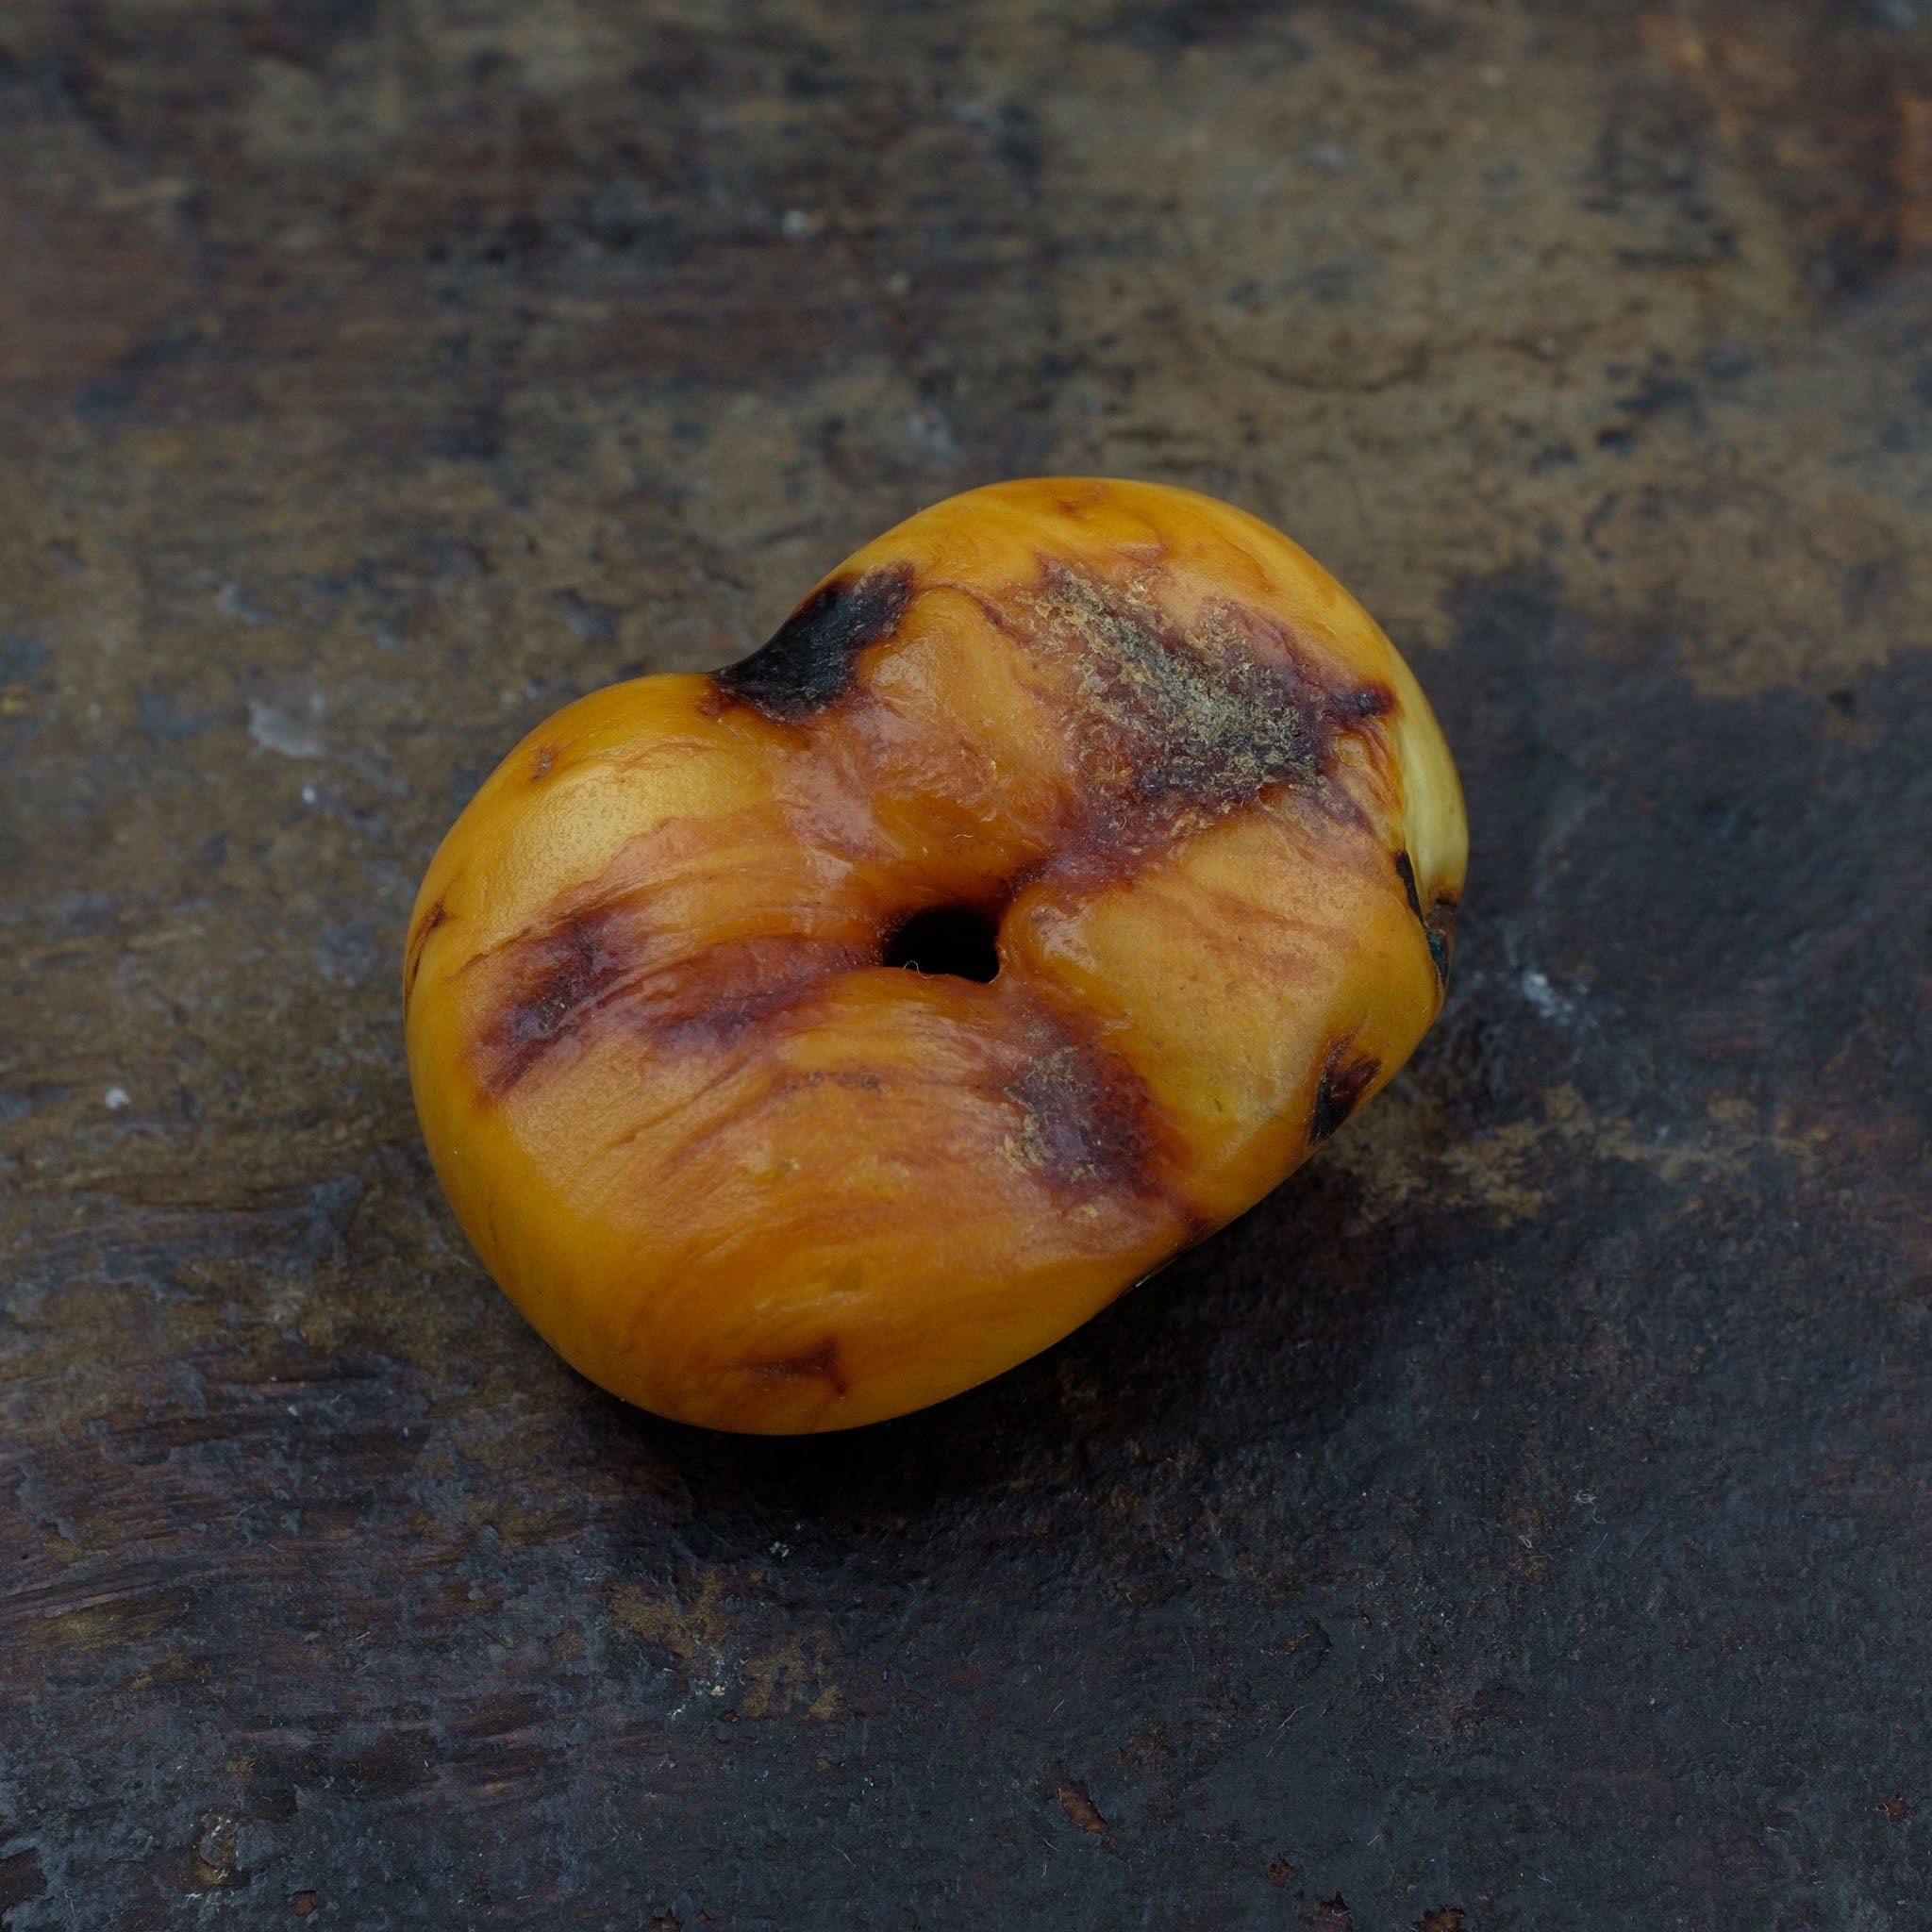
[3,2,1929,1926]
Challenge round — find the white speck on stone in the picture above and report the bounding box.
[1521,969,1575,1023]
[301,784,318,806]
[780,208,813,239]
[907,404,964,462]
[248,697,325,758]
[216,581,272,626]
[104,1086,131,1110]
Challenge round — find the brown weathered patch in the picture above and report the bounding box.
[470,897,868,1100]
[1309,1038,1381,1146]
[1045,1763,1108,1834]
[401,897,447,1018]
[1300,1895,1353,1932]
[1010,557,1393,858]
[742,1338,847,1397]
[1000,1006,1169,1203]
[712,562,916,720]
[475,902,638,1095]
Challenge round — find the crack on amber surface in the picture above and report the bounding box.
[1308,1038,1381,1145]
[1394,849,1456,986]
[1394,848,1424,920]
[401,896,448,1018]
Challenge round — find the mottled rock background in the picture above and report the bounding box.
[3,2,1930,1926]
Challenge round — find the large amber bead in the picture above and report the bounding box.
[404,479,1467,1432]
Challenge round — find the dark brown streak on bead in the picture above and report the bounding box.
[1309,1038,1381,1146]
[645,935,871,1058]
[402,897,448,1020]
[1000,1000,1175,1208]
[473,898,870,1101]
[530,741,557,780]
[1014,558,1394,858]
[475,902,638,1097]
[742,1337,848,1397]
[712,561,916,720]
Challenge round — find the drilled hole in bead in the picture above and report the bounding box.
[881,904,1001,983]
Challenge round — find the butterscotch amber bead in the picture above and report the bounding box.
[404,478,1467,1432]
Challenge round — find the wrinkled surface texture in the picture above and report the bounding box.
[2,0,1929,1924]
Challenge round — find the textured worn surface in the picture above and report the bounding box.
[2,2,1929,1926]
